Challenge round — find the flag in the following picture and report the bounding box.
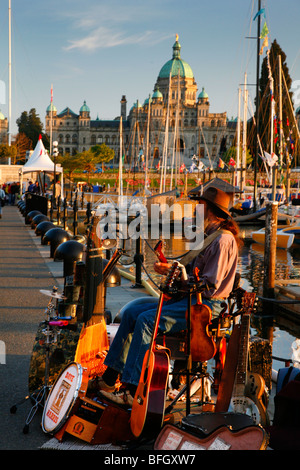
[229,158,236,167]
[218,158,225,169]
[260,21,269,39]
[264,151,278,167]
[253,8,265,21]
[198,161,204,171]
[50,84,53,103]
[189,162,196,173]
[259,36,268,55]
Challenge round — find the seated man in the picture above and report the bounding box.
[95,187,241,406]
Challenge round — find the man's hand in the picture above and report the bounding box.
[153,261,172,275]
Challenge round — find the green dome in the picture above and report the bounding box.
[80,100,90,113]
[158,35,194,79]
[152,88,163,100]
[46,103,57,113]
[198,87,209,99]
[130,100,143,112]
[0,110,5,120]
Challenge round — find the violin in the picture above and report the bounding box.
[188,268,216,363]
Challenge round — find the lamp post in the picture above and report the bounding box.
[52,140,58,200]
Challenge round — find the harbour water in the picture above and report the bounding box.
[122,225,300,374]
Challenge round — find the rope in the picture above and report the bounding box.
[141,236,190,260]
[258,296,300,304]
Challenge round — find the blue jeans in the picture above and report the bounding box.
[104,295,223,386]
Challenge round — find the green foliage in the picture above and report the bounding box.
[90,144,114,169]
[0,143,17,163]
[57,153,83,183]
[258,40,294,153]
[224,146,252,165]
[16,108,46,148]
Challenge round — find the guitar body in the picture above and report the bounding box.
[244,372,269,426]
[229,396,261,425]
[229,373,269,426]
[131,345,170,438]
[228,292,269,427]
[189,303,216,362]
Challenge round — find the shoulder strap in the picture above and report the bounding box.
[180,229,231,266]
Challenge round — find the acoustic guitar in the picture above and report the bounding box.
[130,261,181,438]
[229,292,269,426]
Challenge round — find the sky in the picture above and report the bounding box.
[0,0,300,136]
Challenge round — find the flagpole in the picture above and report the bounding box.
[8,0,11,147]
[253,0,261,211]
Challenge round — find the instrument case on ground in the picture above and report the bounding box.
[154,422,269,450]
[181,411,255,438]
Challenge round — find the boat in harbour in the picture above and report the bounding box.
[251,219,300,249]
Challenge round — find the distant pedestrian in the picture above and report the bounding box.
[9,182,19,205]
[32,181,40,194]
[0,185,5,218]
[28,181,34,192]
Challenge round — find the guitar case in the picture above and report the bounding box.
[181,412,255,438]
[154,423,269,450]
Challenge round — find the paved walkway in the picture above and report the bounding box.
[0,204,149,450]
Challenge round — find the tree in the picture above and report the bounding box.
[79,150,98,184]
[57,153,82,185]
[0,143,17,164]
[257,40,295,160]
[13,133,32,163]
[91,144,114,171]
[224,146,252,166]
[16,108,45,148]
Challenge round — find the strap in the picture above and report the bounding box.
[180,229,231,266]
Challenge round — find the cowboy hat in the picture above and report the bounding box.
[192,187,231,218]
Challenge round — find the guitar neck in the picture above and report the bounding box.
[234,313,250,396]
[145,262,179,366]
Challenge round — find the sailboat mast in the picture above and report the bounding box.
[8,0,12,147]
[145,94,151,194]
[50,84,53,156]
[242,73,248,192]
[119,116,123,196]
[236,87,241,189]
[253,0,261,211]
[278,55,283,168]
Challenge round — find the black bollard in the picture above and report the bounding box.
[62,198,67,230]
[73,198,78,236]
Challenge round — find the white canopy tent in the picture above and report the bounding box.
[21,135,63,197]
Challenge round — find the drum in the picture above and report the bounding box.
[42,362,88,435]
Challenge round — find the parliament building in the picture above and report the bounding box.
[45,36,237,169]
